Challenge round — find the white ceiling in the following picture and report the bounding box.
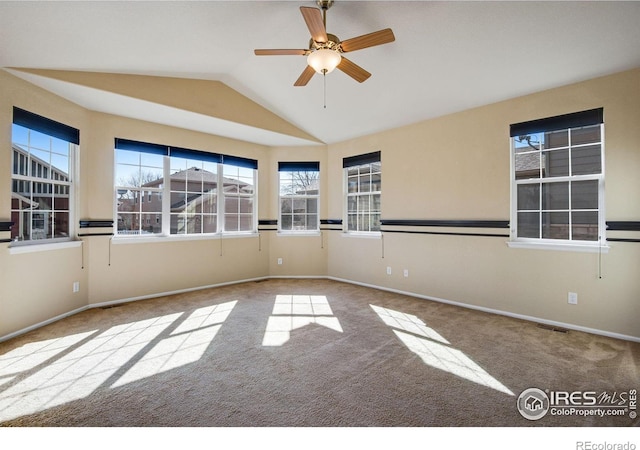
[1,0,639,146]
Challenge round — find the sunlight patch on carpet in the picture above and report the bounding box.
[370,305,514,396]
[262,295,343,346]
[112,300,237,387]
[0,314,181,422]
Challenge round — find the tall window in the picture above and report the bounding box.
[115,142,164,236]
[169,148,220,235]
[510,108,604,245]
[344,151,381,233]
[114,139,257,237]
[222,160,256,233]
[11,108,78,243]
[278,161,320,232]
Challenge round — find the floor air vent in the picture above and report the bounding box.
[100,304,124,310]
[537,323,569,333]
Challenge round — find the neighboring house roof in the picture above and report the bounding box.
[132,167,253,214]
[143,167,251,190]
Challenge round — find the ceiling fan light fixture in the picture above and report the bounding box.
[307,48,342,74]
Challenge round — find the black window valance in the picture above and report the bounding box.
[343,151,381,168]
[115,138,168,155]
[222,154,258,170]
[14,107,80,145]
[114,138,257,169]
[278,161,320,172]
[510,108,603,137]
[170,146,222,164]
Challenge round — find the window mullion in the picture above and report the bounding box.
[162,156,170,236]
[218,163,224,234]
[538,180,542,239]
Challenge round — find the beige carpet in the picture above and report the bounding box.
[0,278,638,427]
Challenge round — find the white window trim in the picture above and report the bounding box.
[10,136,78,248]
[114,154,257,238]
[278,169,320,234]
[509,123,605,252]
[278,191,320,234]
[9,240,82,255]
[277,230,321,237]
[277,194,320,234]
[111,232,259,245]
[341,231,382,239]
[343,165,382,236]
[506,239,609,253]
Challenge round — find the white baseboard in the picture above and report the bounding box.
[0,305,90,343]
[88,276,270,310]
[2,275,639,344]
[328,276,640,344]
[0,276,268,343]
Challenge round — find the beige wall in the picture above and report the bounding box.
[1,68,639,340]
[0,71,89,335]
[265,146,328,277]
[82,112,271,305]
[327,68,640,339]
[0,71,272,337]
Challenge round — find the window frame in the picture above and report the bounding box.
[10,109,79,246]
[114,139,257,239]
[278,161,320,234]
[508,109,607,253]
[343,151,382,236]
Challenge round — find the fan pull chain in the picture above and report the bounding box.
[323,71,327,109]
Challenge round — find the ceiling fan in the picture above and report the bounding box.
[254,0,395,86]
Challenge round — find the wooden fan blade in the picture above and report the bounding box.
[254,49,308,56]
[294,65,316,87]
[340,28,395,53]
[337,57,371,83]
[300,6,327,43]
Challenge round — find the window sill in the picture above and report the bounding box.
[506,240,610,254]
[277,231,321,237]
[112,232,258,245]
[8,240,82,255]
[341,231,382,239]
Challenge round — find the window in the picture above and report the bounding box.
[11,108,79,243]
[222,160,256,233]
[344,151,381,233]
[510,108,604,247]
[114,139,257,237]
[278,162,320,232]
[169,150,220,235]
[115,141,164,236]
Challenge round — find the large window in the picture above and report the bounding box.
[278,162,320,232]
[344,151,381,233]
[115,139,257,237]
[11,108,79,243]
[510,108,604,247]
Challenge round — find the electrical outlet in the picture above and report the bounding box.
[277,258,283,265]
[403,269,409,277]
[568,292,578,305]
[73,281,80,293]
[386,266,392,275]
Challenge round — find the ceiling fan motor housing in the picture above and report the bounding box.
[316,0,334,11]
[309,33,341,52]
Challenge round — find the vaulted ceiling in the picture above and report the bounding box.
[2,1,639,146]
